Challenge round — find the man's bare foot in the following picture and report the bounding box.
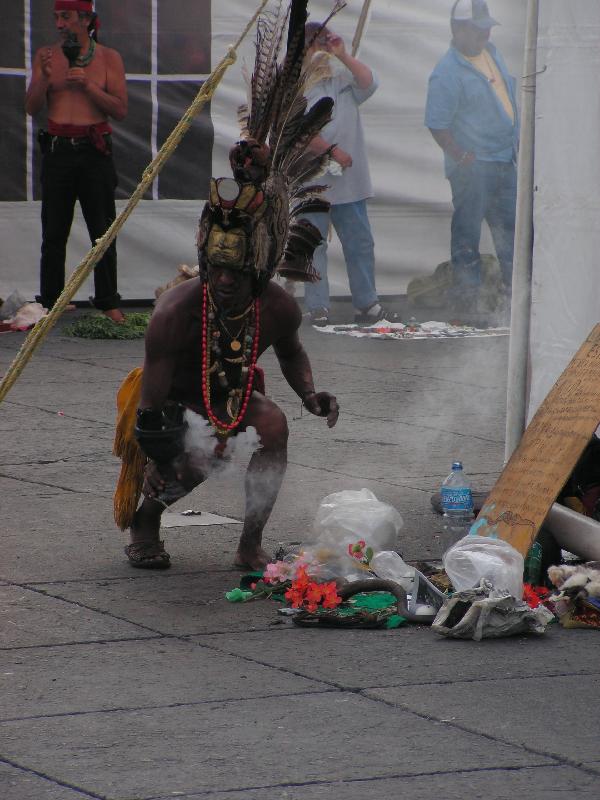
[233,545,270,571]
[103,308,126,324]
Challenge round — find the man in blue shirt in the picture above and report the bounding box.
[425,0,519,313]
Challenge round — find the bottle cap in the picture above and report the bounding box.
[452,461,463,470]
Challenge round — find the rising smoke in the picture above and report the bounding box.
[183,409,263,478]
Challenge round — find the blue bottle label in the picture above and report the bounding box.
[441,487,473,512]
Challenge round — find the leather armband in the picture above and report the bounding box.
[134,405,187,465]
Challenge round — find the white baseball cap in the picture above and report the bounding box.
[451,0,499,29]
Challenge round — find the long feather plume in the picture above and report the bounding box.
[234,0,346,282]
[247,2,290,142]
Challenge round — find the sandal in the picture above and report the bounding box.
[124,539,171,569]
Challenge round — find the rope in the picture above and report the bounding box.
[0,0,269,405]
[351,0,373,57]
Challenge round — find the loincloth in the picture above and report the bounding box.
[113,367,264,530]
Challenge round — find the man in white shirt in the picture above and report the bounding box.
[302,22,393,326]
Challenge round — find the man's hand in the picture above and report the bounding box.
[143,460,179,500]
[143,453,206,503]
[457,151,476,168]
[303,391,340,428]
[41,49,53,79]
[66,66,88,90]
[324,32,346,59]
[332,146,353,169]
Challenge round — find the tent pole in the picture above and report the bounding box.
[504,0,540,461]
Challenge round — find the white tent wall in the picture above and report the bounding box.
[207,0,526,301]
[526,0,600,421]
[0,0,525,303]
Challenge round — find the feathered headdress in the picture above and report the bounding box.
[197,0,346,292]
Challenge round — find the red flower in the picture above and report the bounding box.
[293,565,310,591]
[284,586,304,608]
[285,571,342,612]
[321,582,342,609]
[523,583,551,609]
[348,539,367,559]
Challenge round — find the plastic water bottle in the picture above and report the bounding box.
[441,461,474,536]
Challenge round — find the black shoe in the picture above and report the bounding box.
[309,308,329,327]
[354,303,401,324]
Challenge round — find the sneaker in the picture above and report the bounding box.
[354,303,401,324]
[309,308,329,327]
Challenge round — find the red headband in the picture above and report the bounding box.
[54,1,94,12]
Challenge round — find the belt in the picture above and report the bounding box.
[50,133,111,152]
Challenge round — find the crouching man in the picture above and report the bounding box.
[114,176,339,571]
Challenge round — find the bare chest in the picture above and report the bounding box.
[169,311,276,405]
[47,48,108,124]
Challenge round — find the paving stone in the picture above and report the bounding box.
[366,674,600,763]
[168,765,598,800]
[0,585,154,648]
[0,763,85,800]
[0,638,328,720]
[0,693,551,799]
[3,457,123,496]
[0,475,251,583]
[198,625,600,689]
[0,405,111,464]
[36,572,282,636]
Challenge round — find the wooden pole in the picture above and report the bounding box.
[351,0,373,56]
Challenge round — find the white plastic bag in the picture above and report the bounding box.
[313,489,403,553]
[443,535,524,599]
[370,550,415,593]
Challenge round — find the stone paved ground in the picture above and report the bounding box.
[1,300,598,799]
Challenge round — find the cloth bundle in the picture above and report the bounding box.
[432,580,554,641]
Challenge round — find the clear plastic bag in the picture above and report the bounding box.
[369,550,415,593]
[313,489,403,553]
[270,491,404,584]
[282,544,369,583]
[443,534,524,599]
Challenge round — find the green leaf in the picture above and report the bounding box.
[385,614,407,629]
[225,588,254,603]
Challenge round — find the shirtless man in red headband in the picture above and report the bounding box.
[26,1,127,323]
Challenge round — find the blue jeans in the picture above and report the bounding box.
[448,160,516,299]
[303,200,379,312]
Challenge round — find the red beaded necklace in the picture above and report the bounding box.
[201,282,260,436]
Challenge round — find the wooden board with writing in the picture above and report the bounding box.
[473,324,600,555]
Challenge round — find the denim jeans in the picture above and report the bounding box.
[303,200,379,313]
[448,160,516,300]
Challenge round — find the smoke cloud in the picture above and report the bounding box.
[183,409,263,478]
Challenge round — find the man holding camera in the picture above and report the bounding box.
[25,0,127,322]
[301,22,392,326]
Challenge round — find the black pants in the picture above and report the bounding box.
[38,143,121,311]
